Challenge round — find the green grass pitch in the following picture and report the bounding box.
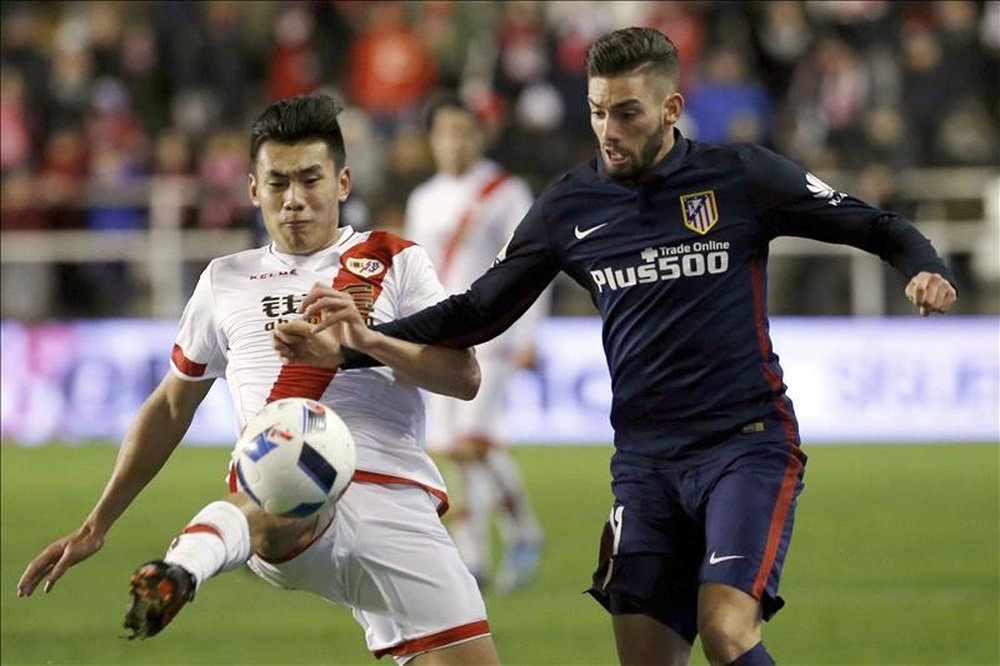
[2,443,997,665]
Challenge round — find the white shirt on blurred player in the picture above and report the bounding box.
[405,159,546,359]
[169,225,448,501]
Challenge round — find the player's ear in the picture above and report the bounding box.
[248,173,260,207]
[664,91,684,125]
[337,166,352,202]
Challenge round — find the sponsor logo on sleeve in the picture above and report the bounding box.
[806,172,846,206]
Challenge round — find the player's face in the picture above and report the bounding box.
[428,107,484,176]
[249,140,351,255]
[588,72,683,180]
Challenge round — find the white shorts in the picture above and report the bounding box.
[246,481,489,664]
[425,357,513,453]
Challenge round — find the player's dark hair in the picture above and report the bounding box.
[422,90,475,133]
[585,27,680,86]
[249,94,346,168]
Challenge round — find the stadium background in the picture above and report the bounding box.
[1,1,997,665]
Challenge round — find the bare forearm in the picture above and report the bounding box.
[359,331,480,400]
[84,381,202,535]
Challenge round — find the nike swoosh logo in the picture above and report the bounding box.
[574,222,608,240]
[708,552,745,565]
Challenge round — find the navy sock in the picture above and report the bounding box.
[727,641,775,666]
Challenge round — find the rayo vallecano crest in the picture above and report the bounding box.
[345,256,385,278]
[679,190,718,235]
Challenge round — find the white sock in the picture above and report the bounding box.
[164,500,250,591]
[484,449,542,546]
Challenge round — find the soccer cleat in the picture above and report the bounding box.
[494,540,542,594]
[123,560,195,640]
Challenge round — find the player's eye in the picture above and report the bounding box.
[590,110,606,119]
[267,180,288,189]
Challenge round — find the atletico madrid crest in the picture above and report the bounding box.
[679,190,718,235]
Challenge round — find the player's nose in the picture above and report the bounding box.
[597,119,620,145]
[282,184,305,210]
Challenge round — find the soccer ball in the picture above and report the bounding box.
[233,398,356,517]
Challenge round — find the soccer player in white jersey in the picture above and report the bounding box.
[403,92,546,592]
[17,94,501,666]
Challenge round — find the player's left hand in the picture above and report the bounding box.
[904,271,956,316]
[272,319,343,367]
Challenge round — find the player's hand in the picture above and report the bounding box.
[17,525,106,597]
[299,283,376,351]
[273,319,343,367]
[904,271,956,316]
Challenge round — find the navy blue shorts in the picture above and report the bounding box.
[587,428,806,643]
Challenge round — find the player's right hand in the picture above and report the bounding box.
[299,283,374,351]
[904,271,957,316]
[17,525,106,597]
[273,319,343,367]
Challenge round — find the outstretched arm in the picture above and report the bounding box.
[741,145,958,315]
[17,373,213,597]
[301,199,560,367]
[273,296,480,400]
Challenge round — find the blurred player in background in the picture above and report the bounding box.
[295,28,957,666]
[405,91,545,592]
[17,94,501,666]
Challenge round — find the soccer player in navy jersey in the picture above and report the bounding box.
[284,28,957,666]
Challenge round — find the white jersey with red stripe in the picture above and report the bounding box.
[404,159,545,358]
[170,225,449,496]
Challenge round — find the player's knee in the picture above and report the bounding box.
[236,496,315,560]
[698,609,759,664]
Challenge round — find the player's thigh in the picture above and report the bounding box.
[349,483,490,660]
[408,635,499,666]
[701,442,805,618]
[589,465,704,644]
[245,482,489,660]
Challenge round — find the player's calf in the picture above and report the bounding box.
[123,561,195,640]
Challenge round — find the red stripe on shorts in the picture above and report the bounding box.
[352,470,450,517]
[372,619,491,659]
[182,523,223,539]
[751,449,803,598]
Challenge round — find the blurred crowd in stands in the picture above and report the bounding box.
[2,1,998,317]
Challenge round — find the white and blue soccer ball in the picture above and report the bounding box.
[233,398,356,517]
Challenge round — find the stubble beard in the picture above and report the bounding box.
[607,120,667,181]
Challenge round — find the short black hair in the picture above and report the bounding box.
[422,90,475,133]
[585,27,680,86]
[249,94,346,168]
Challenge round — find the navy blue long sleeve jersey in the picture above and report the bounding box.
[357,130,954,458]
